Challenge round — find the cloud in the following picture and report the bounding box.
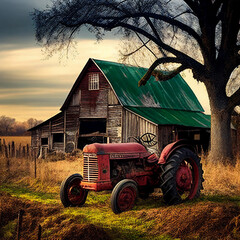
[0,0,48,46]
[0,72,71,89]
[0,0,115,49]
[0,0,120,120]
[0,39,120,120]
[0,93,64,107]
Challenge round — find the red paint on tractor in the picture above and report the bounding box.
[98,155,110,181]
[186,157,200,200]
[80,181,113,191]
[158,142,176,164]
[159,139,195,164]
[176,162,192,191]
[117,186,137,212]
[83,142,148,155]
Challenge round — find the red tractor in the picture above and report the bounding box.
[60,133,204,214]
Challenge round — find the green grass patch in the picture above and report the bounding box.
[0,184,59,204]
[62,204,171,240]
[199,194,240,205]
[87,191,111,205]
[0,220,17,239]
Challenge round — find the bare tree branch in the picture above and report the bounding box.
[138,57,188,86]
[135,33,158,59]
[120,38,151,58]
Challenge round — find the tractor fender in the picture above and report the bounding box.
[158,139,196,164]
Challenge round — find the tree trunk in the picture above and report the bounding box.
[209,109,234,165]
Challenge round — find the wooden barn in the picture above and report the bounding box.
[29,58,211,155]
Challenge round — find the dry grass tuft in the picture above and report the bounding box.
[0,153,83,193]
[202,155,240,196]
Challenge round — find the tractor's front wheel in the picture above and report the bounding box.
[160,148,204,205]
[111,179,138,214]
[60,173,88,207]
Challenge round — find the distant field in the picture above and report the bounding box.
[0,136,31,146]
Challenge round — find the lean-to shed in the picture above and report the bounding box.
[29,58,210,155]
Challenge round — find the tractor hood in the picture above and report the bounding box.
[83,143,149,158]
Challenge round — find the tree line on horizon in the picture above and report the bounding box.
[0,115,43,136]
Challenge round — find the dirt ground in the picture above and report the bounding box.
[1,191,240,240]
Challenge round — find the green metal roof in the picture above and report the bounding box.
[94,59,204,112]
[127,107,211,128]
[93,59,210,128]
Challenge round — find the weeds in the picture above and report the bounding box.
[0,220,17,239]
[1,151,240,239]
[202,156,240,196]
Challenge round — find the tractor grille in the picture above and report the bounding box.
[83,153,98,182]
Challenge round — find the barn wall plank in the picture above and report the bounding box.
[122,109,158,146]
[158,125,174,151]
[107,105,122,143]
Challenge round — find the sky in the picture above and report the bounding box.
[0,0,210,122]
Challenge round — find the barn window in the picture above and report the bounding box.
[53,133,64,143]
[80,118,106,134]
[88,73,99,90]
[41,138,48,145]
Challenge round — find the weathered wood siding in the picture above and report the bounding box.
[31,130,40,149]
[40,124,49,138]
[122,108,158,144]
[158,125,175,151]
[108,89,119,105]
[65,107,79,152]
[107,105,122,143]
[66,107,79,131]
[51,115,64,133]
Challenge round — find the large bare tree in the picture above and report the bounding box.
[33,0,240,163]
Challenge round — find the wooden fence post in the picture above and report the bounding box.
[37,224,42,240]
[23,146,26,158]
[34,151,37,178]
[27,144,29,159]
[19,144,22,158]
[4,145,10,172]
[17,209,24,240]
[11,141,15,158]
[8,143,11,158]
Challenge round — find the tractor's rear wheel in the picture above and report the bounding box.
[60,173,88,207]
[160,148,204,205]
[111,179,138,214]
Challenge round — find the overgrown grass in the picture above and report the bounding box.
[0,220,17,239]
[202,155,240,196]
[0,182,175,239]
[0,184,59,204]
[1,152,240,239]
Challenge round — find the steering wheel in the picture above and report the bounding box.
[139,133,158,147]
[127,136,141,143]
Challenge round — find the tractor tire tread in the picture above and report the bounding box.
[160,148,204,205]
